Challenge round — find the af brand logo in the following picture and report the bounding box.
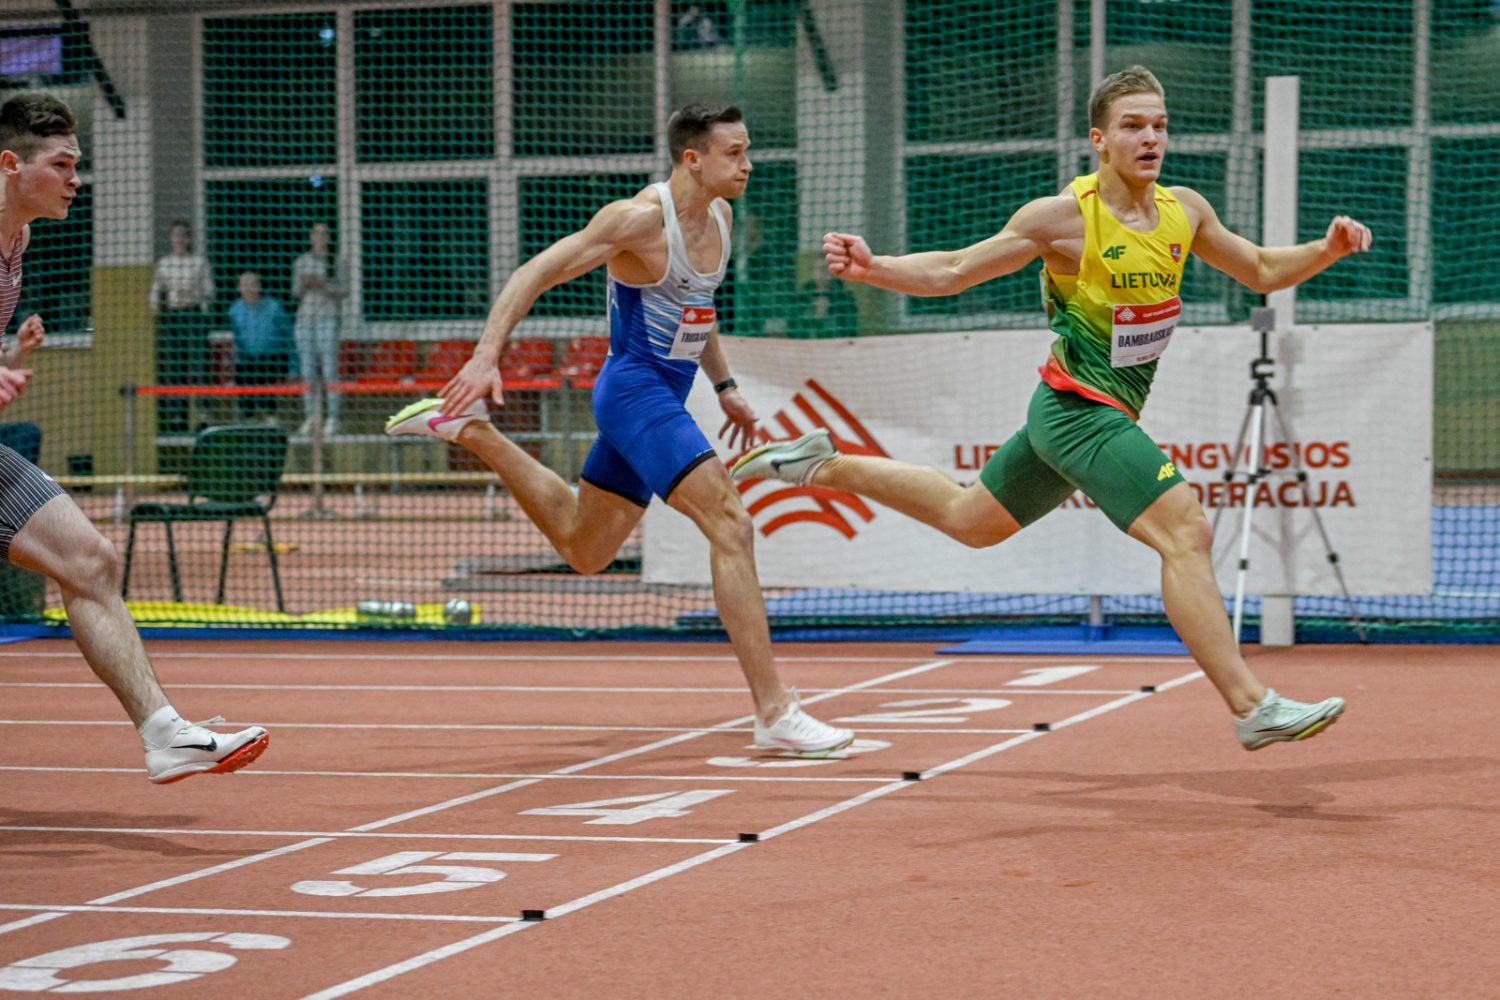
[730,378,890,540]
[1101,245,1127,260]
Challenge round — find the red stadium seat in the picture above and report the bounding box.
[337,340,365,380]
[359,339,417,382]
[556,335,610,378]
[418,339,474,382]
[500,338,556,380]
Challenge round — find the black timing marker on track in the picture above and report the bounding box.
[901,771,923,781]
[1140,684,1157,693]
[1032,722,1051,732]
[738,832,760,843]
[521,909,546,921]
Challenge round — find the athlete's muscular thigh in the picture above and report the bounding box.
[664,456,749,549]
[570,480,647,568]
[947,479,1024,548]
[1127,481,1212,560]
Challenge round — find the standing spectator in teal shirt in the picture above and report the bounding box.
[228,271,293,422]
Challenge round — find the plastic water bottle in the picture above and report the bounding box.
[356,600,417,620]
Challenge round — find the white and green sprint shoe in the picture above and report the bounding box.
[730,428,837,486]
[1234,688,1345,750]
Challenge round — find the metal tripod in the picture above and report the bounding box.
[1211,308,1367,643]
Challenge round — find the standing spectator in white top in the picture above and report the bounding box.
[291,221,347,436]
[147,219,213,435]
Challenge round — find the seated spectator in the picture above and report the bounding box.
[228,271,293,422]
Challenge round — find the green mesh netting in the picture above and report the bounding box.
[0,0,1494,640]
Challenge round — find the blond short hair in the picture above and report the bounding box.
[1088,66,1165,130]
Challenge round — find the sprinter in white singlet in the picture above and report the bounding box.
[386,105,854,758]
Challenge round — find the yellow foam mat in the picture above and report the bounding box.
[42,601,480,628]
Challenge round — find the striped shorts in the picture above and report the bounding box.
[0,444,64,560]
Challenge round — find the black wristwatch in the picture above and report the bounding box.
[713,378,737,393]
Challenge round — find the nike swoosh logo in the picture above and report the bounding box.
[175,739,218,752]
[427,415,459,430]
[1255,720,1318,732]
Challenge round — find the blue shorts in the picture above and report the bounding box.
[581,356,716,506]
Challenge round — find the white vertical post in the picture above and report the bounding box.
[1089,0,1106,97]
[1056,0,1075,189]
[1226,0,1256,239]
[1263,75,1299,321]
[653,0,672,176]
[336,7,358,335]
[1408,0,1432,312]
[1088,0,1106,171]
[491,3,514,300]
[1259,75,1299,647]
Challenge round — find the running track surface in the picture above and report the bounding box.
[0,639,1495,998]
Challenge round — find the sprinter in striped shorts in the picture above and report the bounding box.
[0,91,269,783]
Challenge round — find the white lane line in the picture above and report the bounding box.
[7,656,1187,948]
[0,765,888,783]
[299,920,545,998]
[20,657,963,931]
[88,838,334,905]
[5,837,341,946]
[334,656,960,839]
[920,670,1205,779]
[345,779,543,833]
[346,659,960,834]
[551,657,962,779]
[0,912,68,936]
[0,826,735,845]
[0,903,516,924]
[13,655,852,920]
[303,667,1205,997]
[0,720,1028,735]
[0,682,1151,696]
[336,656,954,845]
[301,840,762,997]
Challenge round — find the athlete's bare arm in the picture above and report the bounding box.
[440,196,664,414]
[694,203,757,449]
[825,194,1083,296]
[1174,186,1371,294]
[2,313,45,368]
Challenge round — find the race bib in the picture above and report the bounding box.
[1110,296,1180,367]
[667,304,715,360]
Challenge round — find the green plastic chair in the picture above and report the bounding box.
[122,424,289,612]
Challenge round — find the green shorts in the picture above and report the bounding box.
[978,383,1184,532]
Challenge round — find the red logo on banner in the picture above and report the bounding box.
[729,379,890,539]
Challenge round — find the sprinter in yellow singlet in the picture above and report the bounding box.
[734,66,1372,751]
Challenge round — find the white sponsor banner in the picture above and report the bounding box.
[643,324,1432,595]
